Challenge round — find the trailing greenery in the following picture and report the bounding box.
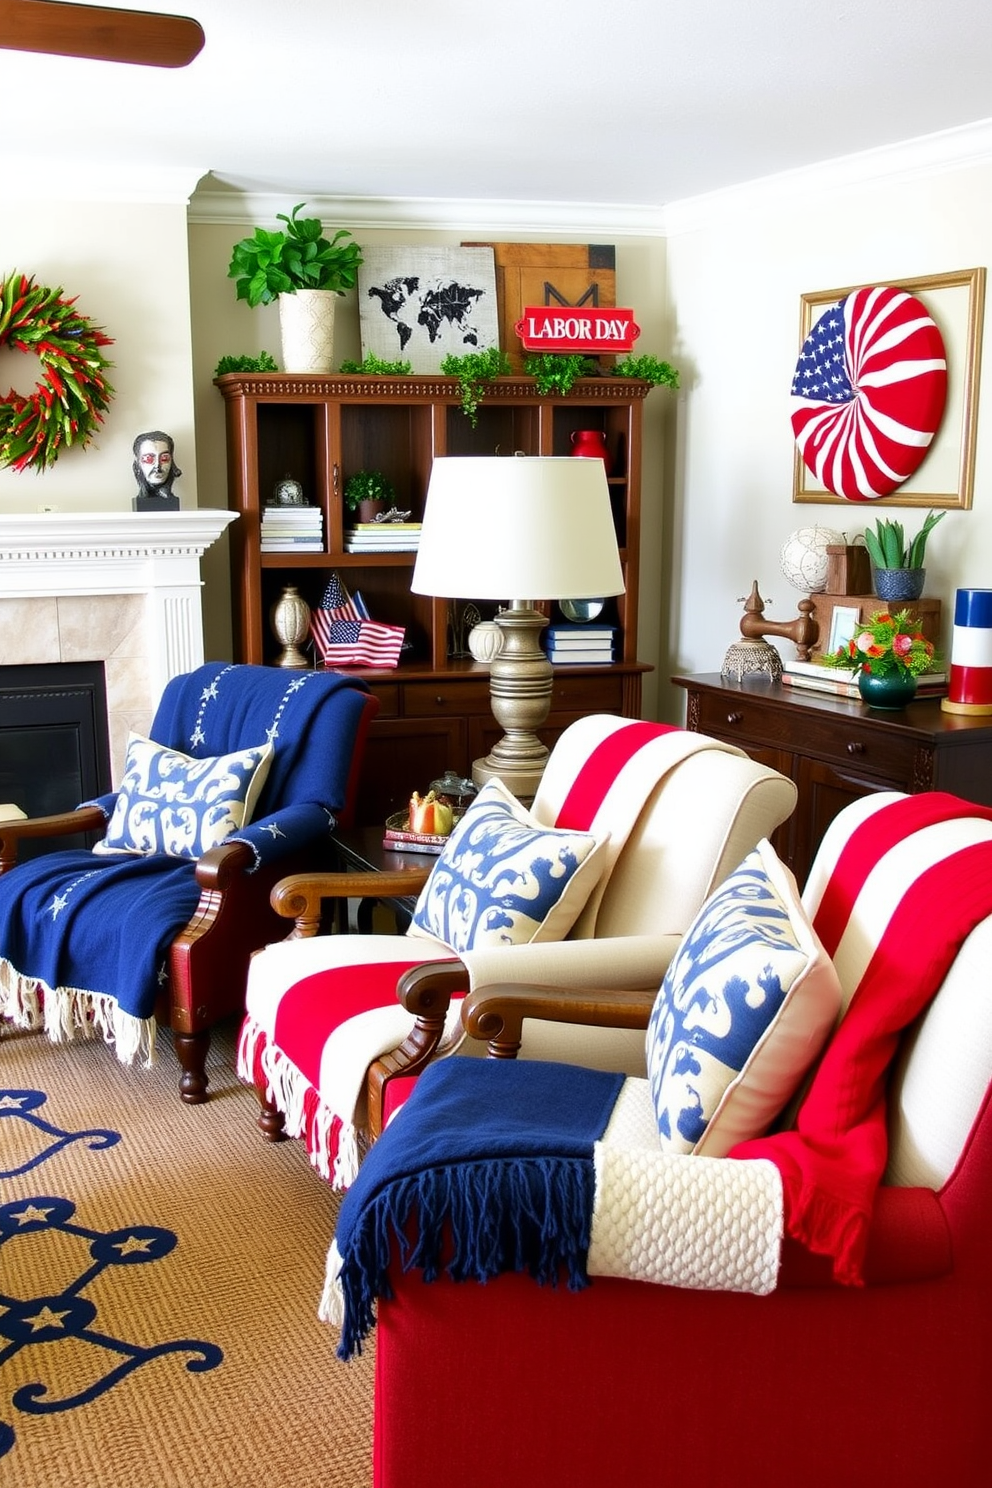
[344,468,397,512]
[611,353,680,389]
[227,202,363,307]
[214,351,280,376]
[440,346,512,425]
[862,509,945,570]
[523,352,598,397]
[339,353,413,375]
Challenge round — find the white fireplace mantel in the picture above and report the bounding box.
[0,510,236,596]
[0,509,237,702]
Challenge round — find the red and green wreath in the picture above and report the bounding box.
[0,271,115,473]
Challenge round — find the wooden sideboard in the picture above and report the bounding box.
[673,672,992,887]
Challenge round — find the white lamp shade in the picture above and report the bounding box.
[411,456,625,601]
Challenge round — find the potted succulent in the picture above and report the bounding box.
[862,509,946,601]
[227,203,363,374]
[344,469,397,523]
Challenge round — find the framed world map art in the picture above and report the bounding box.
[791,266,985,510]
[357,245,499,374]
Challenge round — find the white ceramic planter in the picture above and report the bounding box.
[278,289,338,373]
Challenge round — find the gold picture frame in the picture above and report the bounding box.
[792,267,986,509]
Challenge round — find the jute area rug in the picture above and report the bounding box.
[0,1019,373,1488]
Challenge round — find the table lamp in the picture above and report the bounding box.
[412,455,625,798]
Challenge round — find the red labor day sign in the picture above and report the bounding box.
[514,306,640,353]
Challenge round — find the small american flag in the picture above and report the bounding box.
[309,572,370,655]
[321,618,405,669]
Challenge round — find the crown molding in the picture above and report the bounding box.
[659,117,992,235]
[189,117,992,237]
[187,182,667,237]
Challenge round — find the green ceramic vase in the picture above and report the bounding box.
[857,669,917,709]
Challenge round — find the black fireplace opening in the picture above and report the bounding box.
[0,662,113,860]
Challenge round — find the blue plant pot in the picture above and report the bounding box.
[873,567,926,602]
[857,669,917,709]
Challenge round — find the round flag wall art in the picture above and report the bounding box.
[790,285,947,502]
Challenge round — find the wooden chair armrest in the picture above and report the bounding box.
[0,804,108,873]
[193,838,257,892]
[367,960,469,1139]
[271,865,432,937]
[462,982,657,1058]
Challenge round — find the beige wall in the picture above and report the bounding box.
[0,193,198,515]
[663,159,992,723]
[9,149,985,734]
[187,212,674,714]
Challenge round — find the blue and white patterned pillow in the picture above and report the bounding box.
[646,839,841,1157]
[93,733,274,860]
[408,779,609,952]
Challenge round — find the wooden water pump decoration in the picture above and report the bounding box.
[722,581,819,680]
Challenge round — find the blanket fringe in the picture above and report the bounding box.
[237,1018,358,1188]
[334,1157,594,1360]
[0,956,44,1029]
[0,956,154,1067]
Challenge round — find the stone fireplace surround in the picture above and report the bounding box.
[0,511,236,782]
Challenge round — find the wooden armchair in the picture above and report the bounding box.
[0,663,376,1103]
[239,715,797,1183]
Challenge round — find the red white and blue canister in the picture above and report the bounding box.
[942,588,992,715]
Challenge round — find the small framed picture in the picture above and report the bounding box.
[828,605,861,654]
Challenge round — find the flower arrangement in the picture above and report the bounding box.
[820,609,937,679]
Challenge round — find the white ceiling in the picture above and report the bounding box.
[4,0,992,216]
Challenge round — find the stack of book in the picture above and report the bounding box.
[260,505,323,552]
[782,657,947,698]
[383,812,448,855]
[344,522,421,553]
[544,623,615,664]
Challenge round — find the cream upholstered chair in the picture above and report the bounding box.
[332,788,992,1488]
[238,715,797,1186]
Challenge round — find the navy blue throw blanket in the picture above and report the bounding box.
[0,663,370,1038]
[333,1057,624,1359]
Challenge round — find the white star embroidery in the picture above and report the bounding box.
[261,822,286,840]
[190,725,206,748]
[25,1305,71,1333]
[49,893,69,920]
[0,1094,29,1111]
[266,723,280,744]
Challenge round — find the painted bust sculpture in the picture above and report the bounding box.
[133,430,181,510]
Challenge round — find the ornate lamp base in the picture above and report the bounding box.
[472,602,552,803]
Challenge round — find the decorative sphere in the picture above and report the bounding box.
[779,525,844,593]
[468,621,504,663]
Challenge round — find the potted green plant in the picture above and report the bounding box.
[344,469,397,523]
[227,203,363,374]
[862,509,946,601]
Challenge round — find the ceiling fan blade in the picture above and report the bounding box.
[0,2,205,68]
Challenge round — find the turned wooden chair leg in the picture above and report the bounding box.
[257,1087,287,1142]
[173,1030,210,1105]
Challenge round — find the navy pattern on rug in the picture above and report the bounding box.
[0,1086,222,1462]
